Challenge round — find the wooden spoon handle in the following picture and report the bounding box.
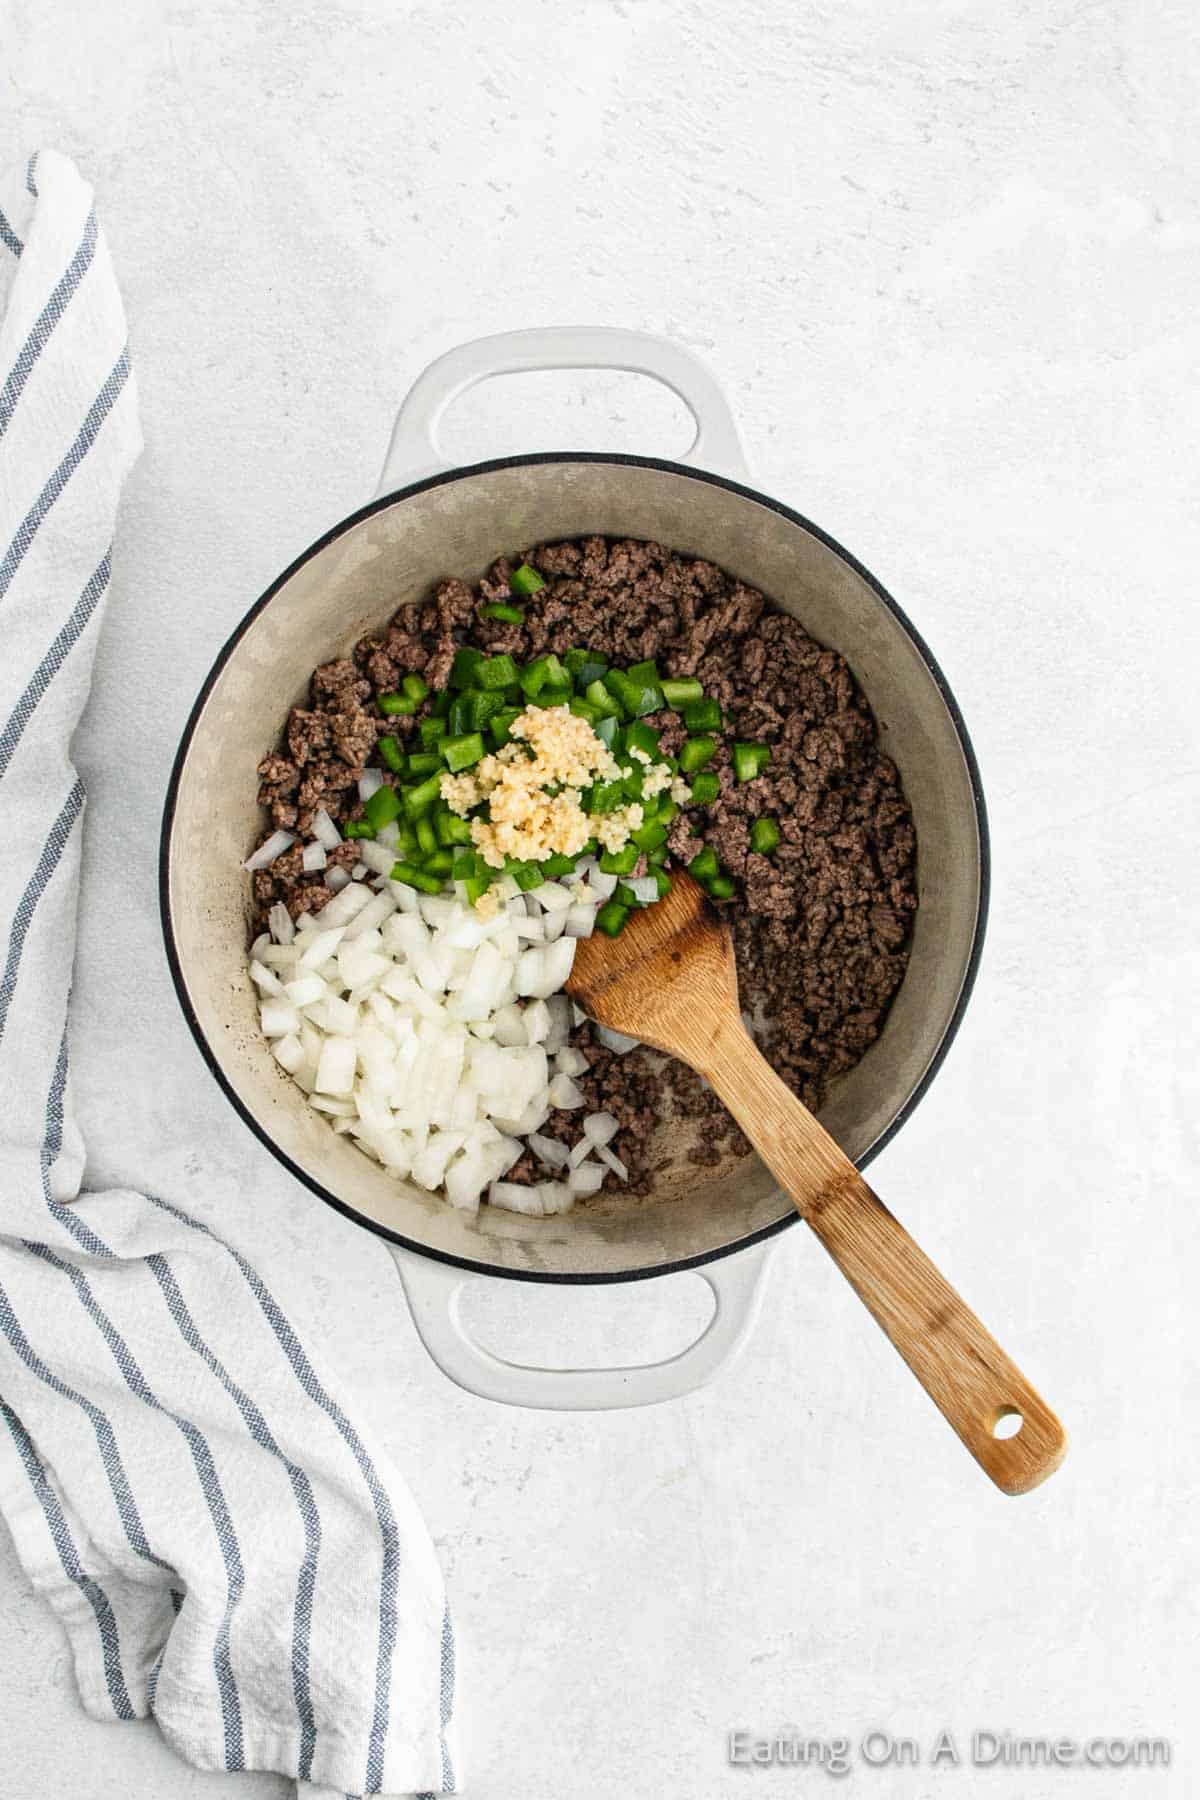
[703,1022,1067,1494]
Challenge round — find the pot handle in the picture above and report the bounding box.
[389,1239,772,1410]
[376,326,751,493]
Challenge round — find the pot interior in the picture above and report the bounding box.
[164,458,984,1280]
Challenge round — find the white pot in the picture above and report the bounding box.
[161,328,987,1410]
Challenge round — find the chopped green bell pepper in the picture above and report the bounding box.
[687,844,719,883]
[678,735,717,774]
[598,843,640,876]
[623,718,661,760]
[405,751,443,777]
[363,784,402,830]
[377,691,417,717]
[435,809,474,847]
[476,653,519,691]
[489,707,523,748]
[660,676,704,709]
[390,861,442,894]
[682,697,722,732]
[403,772,443,816]
[750,817,781,856]
[505,859,545,891]
[377,735,406,775]
[595,899,630,937]
[442,732,485,773]
[565,647,608,686]
[509,562,545,596]
[733,741,771,783]
[448,647,485,689]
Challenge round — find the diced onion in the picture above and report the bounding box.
[544,995,572,1054]
[596,1024,641,1055]
[593,1139,629,1182]
[251,876,624,1219]
[627,875,659,905]
[542,907,568,944]
[489,1180,545,1216]
[529,1132,569,1169]
[314,1037,356,1096]
[320,882,373,929]
[260,998,300,1038]
[312,808,342,850]
[358,768,385,802]
[584,1112,620,1147]
[523,999,551,1044]
[272,1032,305,1074]
[516,937,576,999]
[284,973,326,1008]
[302,842,328,872]
[548,1073,585,1110]
[326,866,352,893]
[244,829,295,872]
[535,881,574,912]
[268,902,295,945]
[358,840,399,879]
[298,926,345,969]
[564,903,596,939]
[538,1181,574,1215]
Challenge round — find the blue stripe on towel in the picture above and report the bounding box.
[439,1604,457,1791]
[0,1030,170,1575]
[27,1243,247,1771]
[38,1024,114,1259]
[0,211,98,437]
[0,346,130,605]
[1,1399,136,1720]
[144,1194,404,1795]
[145,1252,322,1779]
[0,551,111,784]
[0,1279,172,1571]
[0,207,22,258]
[0,778,83,1048]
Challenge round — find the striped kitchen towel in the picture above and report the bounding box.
[0,150,456,1799]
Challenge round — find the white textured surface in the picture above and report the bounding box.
[2,3,1198,1797]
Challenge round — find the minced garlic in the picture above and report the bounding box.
[439,704,676,888]
[440,771,483,814]
[593,804,643,853]
[511,704,623,788]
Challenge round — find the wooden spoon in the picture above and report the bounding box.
[568,870,1067,1494]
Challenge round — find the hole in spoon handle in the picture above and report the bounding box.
[807,1176,1068,1495]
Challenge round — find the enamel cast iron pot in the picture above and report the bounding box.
[161,329,988,1411]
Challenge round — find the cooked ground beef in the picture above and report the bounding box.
[251,537,917,1195]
